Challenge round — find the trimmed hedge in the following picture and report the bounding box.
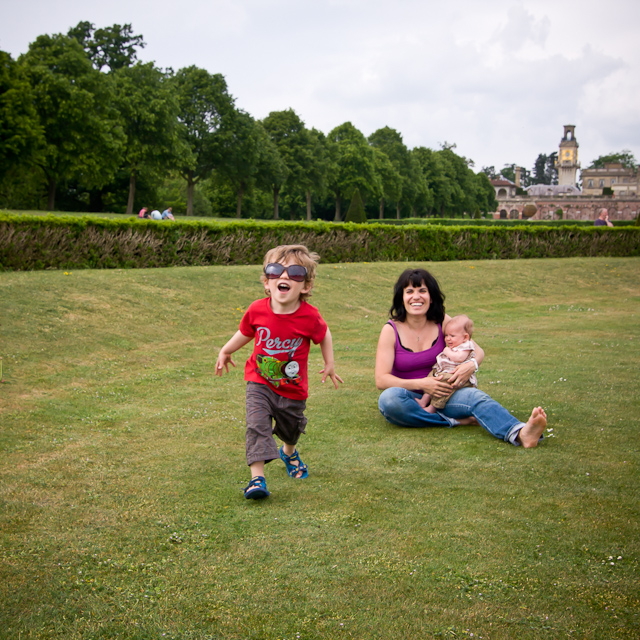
[372,217,638,227]
[1,212,639,271]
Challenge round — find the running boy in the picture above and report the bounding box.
[215,245,343,499]
[418,314,478,412]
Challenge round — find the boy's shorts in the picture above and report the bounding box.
[245,381,307,466]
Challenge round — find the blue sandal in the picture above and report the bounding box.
[279,447,309,479]
[244,476,270,499]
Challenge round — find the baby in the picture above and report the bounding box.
[418,314,478,412]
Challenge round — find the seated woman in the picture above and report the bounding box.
[375,268,547,447]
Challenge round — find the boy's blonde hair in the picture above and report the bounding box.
[448,314,474,338]
[261,245,320,301]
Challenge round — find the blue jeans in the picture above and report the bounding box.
[378,387,524,444]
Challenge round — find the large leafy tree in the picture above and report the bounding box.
[173,66,234,215]
[480,166,498,179]
[261,109,308,219]
[0,50,43,188]
[68,21,145,72]
[532,153,548,184]
[20,34,123,210]
[262,110,328,220]
[532,152,558,185]
[440,148,472,216]
[368,127,413,218]
[114,62,179,214]
[413,147,454,217]
[298,128,328,220]
[500,163,532,187]
[254,124,288,219]
[405,152,432,217]
[371,147,402,219]
[474,171,499,215]
[587,150,637,170]
[217,109,263,217]
[326,122,379,221]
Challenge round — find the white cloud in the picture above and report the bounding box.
[493,4,551,53]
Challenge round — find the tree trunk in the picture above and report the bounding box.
[334,196,341,221]
[306,190,312,220]
[379,198,385,219]
[236,188,243,218]
[47,177,56,211]
[273,187,280,219]
[396,202,401,220]
[126,171,136,215]
[186,170,195,216]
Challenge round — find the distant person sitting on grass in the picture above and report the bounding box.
[138,207,150,219]
[594,208,614,227]
[150,209,162,220]
[215,244,343,500]
[417,314,478,413]
[161,207,175,220]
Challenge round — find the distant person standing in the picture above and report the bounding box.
[594,208,613,227]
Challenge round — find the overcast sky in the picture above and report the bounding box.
[2,0,639,175]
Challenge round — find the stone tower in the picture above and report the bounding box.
[557,125,580,186]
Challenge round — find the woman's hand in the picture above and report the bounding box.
[421,374,454,398]
[447,361,476,387]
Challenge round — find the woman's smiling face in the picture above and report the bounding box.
[402,281,431,317]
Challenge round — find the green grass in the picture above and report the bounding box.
[1,257,639,639]
[0,209,224,222]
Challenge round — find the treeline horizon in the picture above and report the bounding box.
[0,21,500,220]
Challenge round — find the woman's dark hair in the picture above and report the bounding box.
[389,268,446,324]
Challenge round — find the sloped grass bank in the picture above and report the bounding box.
[1,257,639,639]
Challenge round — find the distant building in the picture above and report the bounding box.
[488,123,638,222]
[490,177,517,200]
[580,162,638,197]
[525,184,581,197]
[556,125,580,186]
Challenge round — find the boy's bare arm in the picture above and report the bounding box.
[318,328,344,389]
[215,330,253,376]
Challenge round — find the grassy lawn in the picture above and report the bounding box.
[0,209,223,222]
[1,257,639,639]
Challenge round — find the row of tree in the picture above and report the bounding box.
[0,22,498,219]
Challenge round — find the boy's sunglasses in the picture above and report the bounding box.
[264,263,308,282]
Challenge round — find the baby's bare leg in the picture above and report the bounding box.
[416,393,431,408]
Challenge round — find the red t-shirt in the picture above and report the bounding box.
[239,298,328,400]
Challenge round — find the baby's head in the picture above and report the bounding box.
[445,314,473,347]
[261,245,320,301]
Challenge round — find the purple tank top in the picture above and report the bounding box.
[388,320,445,379]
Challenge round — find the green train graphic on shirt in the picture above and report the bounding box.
[255,355,301,387]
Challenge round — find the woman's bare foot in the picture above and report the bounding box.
[517,407,547,448]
